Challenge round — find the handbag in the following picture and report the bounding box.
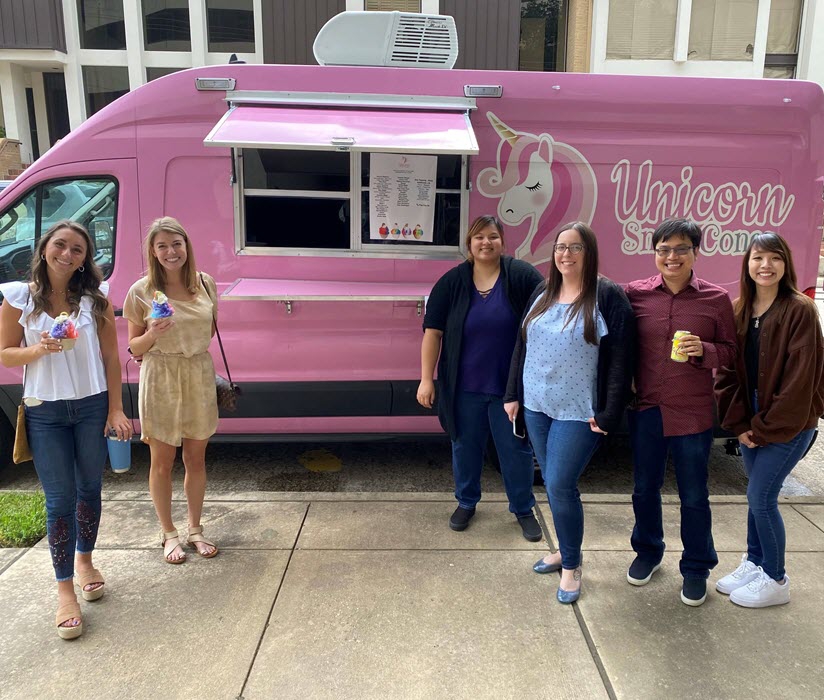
[201,274,241,412]
[13,401,32,464]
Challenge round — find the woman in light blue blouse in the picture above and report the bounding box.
[505,222,635,603]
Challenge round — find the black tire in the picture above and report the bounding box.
[0,413,14,472]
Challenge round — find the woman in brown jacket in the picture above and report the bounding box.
[715,232,824,608]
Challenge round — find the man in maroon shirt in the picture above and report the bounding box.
[624,219,737,607]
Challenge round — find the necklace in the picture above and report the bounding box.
[476,286,493,298]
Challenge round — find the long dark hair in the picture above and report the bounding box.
[521,221,600,345]
[29,220,108,327]
[733,231,810,335]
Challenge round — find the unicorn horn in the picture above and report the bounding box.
[488,112,520,146]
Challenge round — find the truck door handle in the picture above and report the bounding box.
[113,306,123,317]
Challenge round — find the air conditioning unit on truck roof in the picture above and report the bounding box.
[313,11,458,69]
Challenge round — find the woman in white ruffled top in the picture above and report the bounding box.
[0,220,131,640]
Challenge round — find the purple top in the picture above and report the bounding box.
[457,278,518,396]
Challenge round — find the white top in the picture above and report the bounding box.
[0,280,109,402]
[523,300,608,422]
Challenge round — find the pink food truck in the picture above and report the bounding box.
[0,12,822,468]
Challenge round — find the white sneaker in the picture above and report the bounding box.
[729,569,790,608]
[716,554,760,594]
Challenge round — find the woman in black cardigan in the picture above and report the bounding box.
[504,222,635,603]
[417,215,543,539]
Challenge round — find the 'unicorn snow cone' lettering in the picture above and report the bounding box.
[150,291,174,319]
[49,312,79,350]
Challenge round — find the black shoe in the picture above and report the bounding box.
[626,556,662,586]
[681,577,707,607]
[449,506,476,531]
[517,513,543,542]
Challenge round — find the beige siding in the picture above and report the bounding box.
[567,0,592,73]
[262,0,345,65]
[442,0,521,70]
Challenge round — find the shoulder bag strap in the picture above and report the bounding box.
[20,287,31,398]
[200,273,233,385]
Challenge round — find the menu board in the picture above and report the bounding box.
[369,153,436,243]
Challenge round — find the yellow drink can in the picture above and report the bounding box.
[671,330,690,362]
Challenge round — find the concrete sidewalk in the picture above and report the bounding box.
[1,491,823,700]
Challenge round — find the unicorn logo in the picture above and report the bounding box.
[477,112,598,266]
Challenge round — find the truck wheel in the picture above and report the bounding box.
[0,414,14,472]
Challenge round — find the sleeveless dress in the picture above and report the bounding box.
[123,274,218,446]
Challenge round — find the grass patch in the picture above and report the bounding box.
[0,491,47,547]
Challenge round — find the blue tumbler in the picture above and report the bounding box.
[107,430,131,474]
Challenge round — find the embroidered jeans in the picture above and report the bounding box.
[26,391,109,581]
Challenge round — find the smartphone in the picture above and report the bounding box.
[512,416,526,440]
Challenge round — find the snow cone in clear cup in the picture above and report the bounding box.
[150,291,174,319]
[49,312,79,350]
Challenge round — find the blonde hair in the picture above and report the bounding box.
[145,216,198,293]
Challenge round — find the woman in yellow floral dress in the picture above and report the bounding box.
[125,216,219,564]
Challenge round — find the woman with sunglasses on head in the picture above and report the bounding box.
[715,232,824,608]
[504,222,635,603]
[418,215,544,540]
[0,220,132,639]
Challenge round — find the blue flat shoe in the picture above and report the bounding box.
[557,566,583,604]
[556,584,582,604]
[533,557,562,574]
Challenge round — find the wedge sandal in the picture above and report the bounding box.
[75,567,105,601]
[56,600,83,640]
[187,525,219,558]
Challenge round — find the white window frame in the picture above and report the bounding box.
[232,148,468,260]
[592,0,773,78]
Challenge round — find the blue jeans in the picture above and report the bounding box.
[25,391,109,581]
[524,408,601,569]
[628,406,717,579]
[451,392,536,516]
[741,428,814,581]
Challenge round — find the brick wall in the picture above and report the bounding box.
[0,138,24,179]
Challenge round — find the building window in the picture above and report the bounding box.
[606,0,678,60]
[143,0,191,51]
[764,0,802,78]
[82,66,129,116]
[688,0,758,61]
[77,0,126,50]
[206,0,255,53]
[365,1,421,10]
[519,0,568,71]
[146,67,184,81]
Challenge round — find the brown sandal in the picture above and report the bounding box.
[75,568,105,601]
[161,529,187,564]
[187,525,219,558]
[56,600,83,640]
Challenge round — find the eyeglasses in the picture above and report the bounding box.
[554,243,585,255]
[655,245,694,257]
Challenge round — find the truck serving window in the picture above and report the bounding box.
[204,101,477,257]
[0,178,118,284]
[238,148,465,255]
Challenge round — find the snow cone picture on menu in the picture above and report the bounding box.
[49,312,79,350]
[150,291,175,319]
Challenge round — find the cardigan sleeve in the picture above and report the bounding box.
[750,303,824,445]
[422,271,453,332]
[504,283,544,404]
[714,358,751,437]
[593,280,636,433]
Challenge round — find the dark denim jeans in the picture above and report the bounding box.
[628,406,717,579]
[524,408,601,569]
[451,391,536,516]
[25,391,109,581]
[741,428,815,581]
